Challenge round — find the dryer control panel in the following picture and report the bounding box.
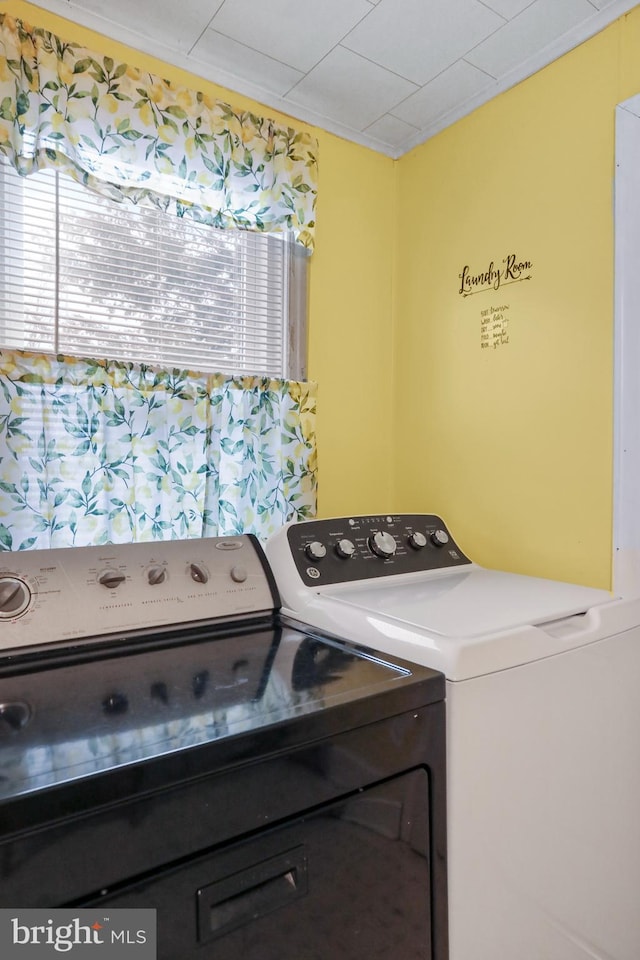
[285,514,471,586]
[0,534,278,656]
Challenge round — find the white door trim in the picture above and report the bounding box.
[613,94,640,596]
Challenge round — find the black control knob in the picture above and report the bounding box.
[335,538,356,559]
[305,541,327,562]
[98,570,126,589]
[408,531,428,550]
[193,670,209,699]
[150,682,169,705]
[0,577,31,618]
[0,700,32,732]
[147,565,167,586]
[431,529,450,548]
[103,693,128,715]
[369,530,397,558]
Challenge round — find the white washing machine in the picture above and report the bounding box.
[266,513,640,960]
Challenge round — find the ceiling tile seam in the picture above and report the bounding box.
[279,52,328,101]
[361,113,421,135]
[475,0,510,23]
[384,55,499,127]
[462,2,609,75]
[338,35,421,84]
[186,0,226,58]
[461,58,499,80]
[335,42,423,89]
[389,98,477,141]
[338,0,399,49]
[462,12,525,66]
[282,43,422,108]
[334,0,501,90]
[482,10,611,84]
[188,25,307,92]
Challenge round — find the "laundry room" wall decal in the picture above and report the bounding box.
[458,254,533,297]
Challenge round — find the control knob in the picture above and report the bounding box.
[193,670,209,699]
[98,569,126,589]
[305,541,327,562]
[103,692,128,715]
[150,682,169,705]
[0,700,32,732]
[408,531,428,550]
[190,562,209,584]
[335,538,356,559]
[431,529,450,548]
[369,530,397,559]
[147,565,167,586]
[0,576,31,619]
[230,565,248,583]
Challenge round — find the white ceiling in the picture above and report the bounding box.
[30,0,639,157]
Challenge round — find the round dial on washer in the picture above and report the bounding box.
[305,541,327,562]
[369,530,397,558]
[431,529,450,547]
[335,538,356,559]
[98,569,126,590]
[0,576,31,619]
[408,531,428,550]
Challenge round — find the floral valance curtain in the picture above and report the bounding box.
[0,350,317,549]
[0,13,318,249]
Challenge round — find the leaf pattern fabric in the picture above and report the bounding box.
[0,350,317,549]
[0,12,318,249]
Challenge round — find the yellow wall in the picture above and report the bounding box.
[308,135,396,515]
[394,11,640,589]
[6,0,397,519]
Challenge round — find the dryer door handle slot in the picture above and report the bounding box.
[197,846,308,943]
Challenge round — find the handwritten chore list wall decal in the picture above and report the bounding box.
[458,254,533,351]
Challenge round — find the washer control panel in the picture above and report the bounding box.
[0,535,277,655]
[286,514,471,586]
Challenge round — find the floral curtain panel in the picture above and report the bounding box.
[0,13,318,249]
[0,350,317,549]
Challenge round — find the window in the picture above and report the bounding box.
[0,155,307,379]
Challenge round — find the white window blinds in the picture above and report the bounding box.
[0,155,305,378]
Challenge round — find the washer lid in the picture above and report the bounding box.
[306,568,617,680]
[323,567,612,638]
